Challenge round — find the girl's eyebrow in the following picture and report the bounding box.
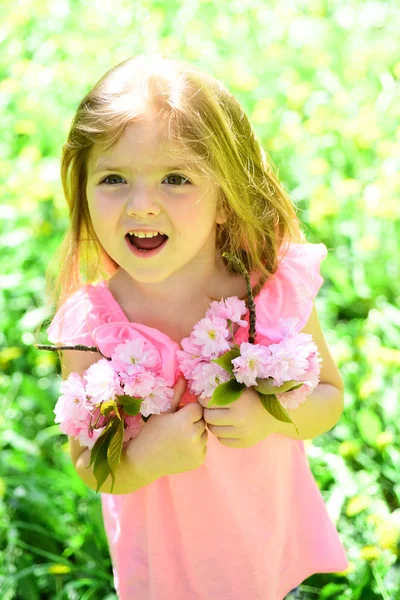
[91,162,198,175]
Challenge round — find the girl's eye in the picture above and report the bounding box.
[163,174,191,186]
[99,173,191,186]
[100,174,125,185]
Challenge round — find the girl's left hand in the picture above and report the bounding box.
[197,387,277,448]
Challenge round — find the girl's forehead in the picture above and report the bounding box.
[88,122,203,174]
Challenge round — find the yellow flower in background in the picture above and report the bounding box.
[251,98,276,125]
[336,561,356,576]
[361,180,400,219]
[308,184,339,224]
[376,431,394,450]
[358,374,382,400]
[374,346,400,365]
[339,441,360,458]
[15,120,38,135]
[307,158,330,176]
[376,140,397,157]
[366,513,385,528]
[376,523,400,554]
[0,478,5,499]
[48,564,71,575]
[355,235,380,253]
[393,62,400,78]
[360,546,381,561]
[366,510,400,555]
[286,83,311,109]
[336,178,362,198]
[0,77,20,94]
[19,146,42,163]
[346,495,371,517]
[0,347,23,367]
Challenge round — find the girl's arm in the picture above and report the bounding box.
[273,301,345,440]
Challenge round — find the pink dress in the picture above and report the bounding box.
[47,242,348,599]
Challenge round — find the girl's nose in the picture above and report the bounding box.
[125,184,161,217]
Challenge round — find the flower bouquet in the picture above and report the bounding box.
[177,253,322,435]
[36,337,176,492]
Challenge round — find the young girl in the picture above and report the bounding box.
[46,54,348,599]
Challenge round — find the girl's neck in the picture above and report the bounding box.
[112,256,245,308]
[109,264,248,316]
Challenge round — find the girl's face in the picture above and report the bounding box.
[85,115,226,287]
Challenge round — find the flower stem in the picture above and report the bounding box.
[222,252,256,344]
[34,343,111,360]
[228,322,240,352]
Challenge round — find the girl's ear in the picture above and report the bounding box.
[216,209,227,225]
[215,197,228,225]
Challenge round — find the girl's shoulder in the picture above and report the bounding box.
[253,241,328,341]
[46,281,121,345]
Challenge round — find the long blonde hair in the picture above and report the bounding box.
[47,54,306,312]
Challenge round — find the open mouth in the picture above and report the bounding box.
[125,233,169,255]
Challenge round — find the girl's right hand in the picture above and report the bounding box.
[126,377,208,482]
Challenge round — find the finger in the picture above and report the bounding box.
[197,395,209,408]
[198,396,227,409]
[207,424,237,438]
[195,417,206,431]
[217,438,243,448]
[203,408,232,427]
[167,376,187,413]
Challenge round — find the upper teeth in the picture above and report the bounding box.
[128,231,162,238]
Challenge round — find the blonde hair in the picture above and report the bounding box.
[47,54,306,312]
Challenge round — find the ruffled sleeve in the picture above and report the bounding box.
[47,284,122,346]
[47,286,96,345]
[250,242,328,345]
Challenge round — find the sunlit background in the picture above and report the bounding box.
[1,0,399,598]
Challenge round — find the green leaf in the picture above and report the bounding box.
[107,420,124,493]
[100,400,117,417]
[92,419,120,492]
[208,378,245,407]
[117,394,140,405]
[93,440,111,494]
[255,378,304,394]
[121,398,142,416]
[117,395,142,415]
[356,408,383,447]
[258,393,299,435]
[211,348,241,376]
[88,420,115,468]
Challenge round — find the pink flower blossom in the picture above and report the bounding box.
[140,376,175,417]
[189,361,231,399]
[78,425,107,449]
[232,342,271,386]
[119,368,157,398]
[123,414,145,443]
[277,381,312,410]
[84,359,124,404]
[206,297,248,326]
[176,336,203,377]
[257,336,310,387]
[54,373,93,437]
[191,317,231,358]
[111,338,161,373]
[304,351,322,387]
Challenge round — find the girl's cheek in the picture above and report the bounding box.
[91,192,121,213]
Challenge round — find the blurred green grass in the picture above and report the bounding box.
[1,0,400,598]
